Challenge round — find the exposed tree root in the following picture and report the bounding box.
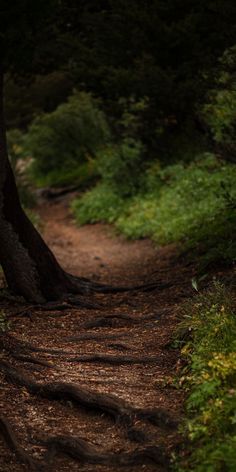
[0,419,168,470]
[39,434,169,468]
[0,416,40,471]
[7,310,34,321]
[47,353,160,364]
[0,331,160,365]
[65,296,102,309]
[1,332,134,358]
[9,296,102,316]
[107,343,132,351]
[66,273,173,294]
[6,275,172,315]
[64,333,128,342]
[81,310,167,329]
[6,343,158,364]
[0,361,178,429]
[0,333,68,356]
[11,353,56,369]
[38,297,102,310]
[126,427,152,443]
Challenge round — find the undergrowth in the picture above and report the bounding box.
[72,153,236,268]
[71,183,126,224]
[174,282,236,471]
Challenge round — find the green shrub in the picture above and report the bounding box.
[94,97,148,198]
[175,282,236,472]
[71,183,126,225]
[97,138,144,197]
[25,91,110,187]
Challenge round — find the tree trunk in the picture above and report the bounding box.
[0,68,76,302]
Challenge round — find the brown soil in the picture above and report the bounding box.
[0,195,196,472]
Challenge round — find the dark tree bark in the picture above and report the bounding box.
[0,67,82,303]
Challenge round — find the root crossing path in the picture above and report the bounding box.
[0,195,195,472]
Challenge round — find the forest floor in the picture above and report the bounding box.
[0,194,197,472]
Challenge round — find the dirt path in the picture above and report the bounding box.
[0,196,195,471]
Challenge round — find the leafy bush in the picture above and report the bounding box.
[25,91,111,187]
[71,183,126,225]
[176,282,236,472]
[97,138,144,197]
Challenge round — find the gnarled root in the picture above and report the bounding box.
[0,416,168,470]
[66,272,172,294]
[0,360,179,430]
[40,434,169,468]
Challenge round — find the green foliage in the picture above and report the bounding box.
[118,154,236,266]
[117,97,149,140]
[97,138,144,198]
[203,45,236,161]
[94,97,149,197]
[71,183,125,225]
[73,153,236,267]
[175,282,236,472]
[31,162,97,189]
[25,91,110,187]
